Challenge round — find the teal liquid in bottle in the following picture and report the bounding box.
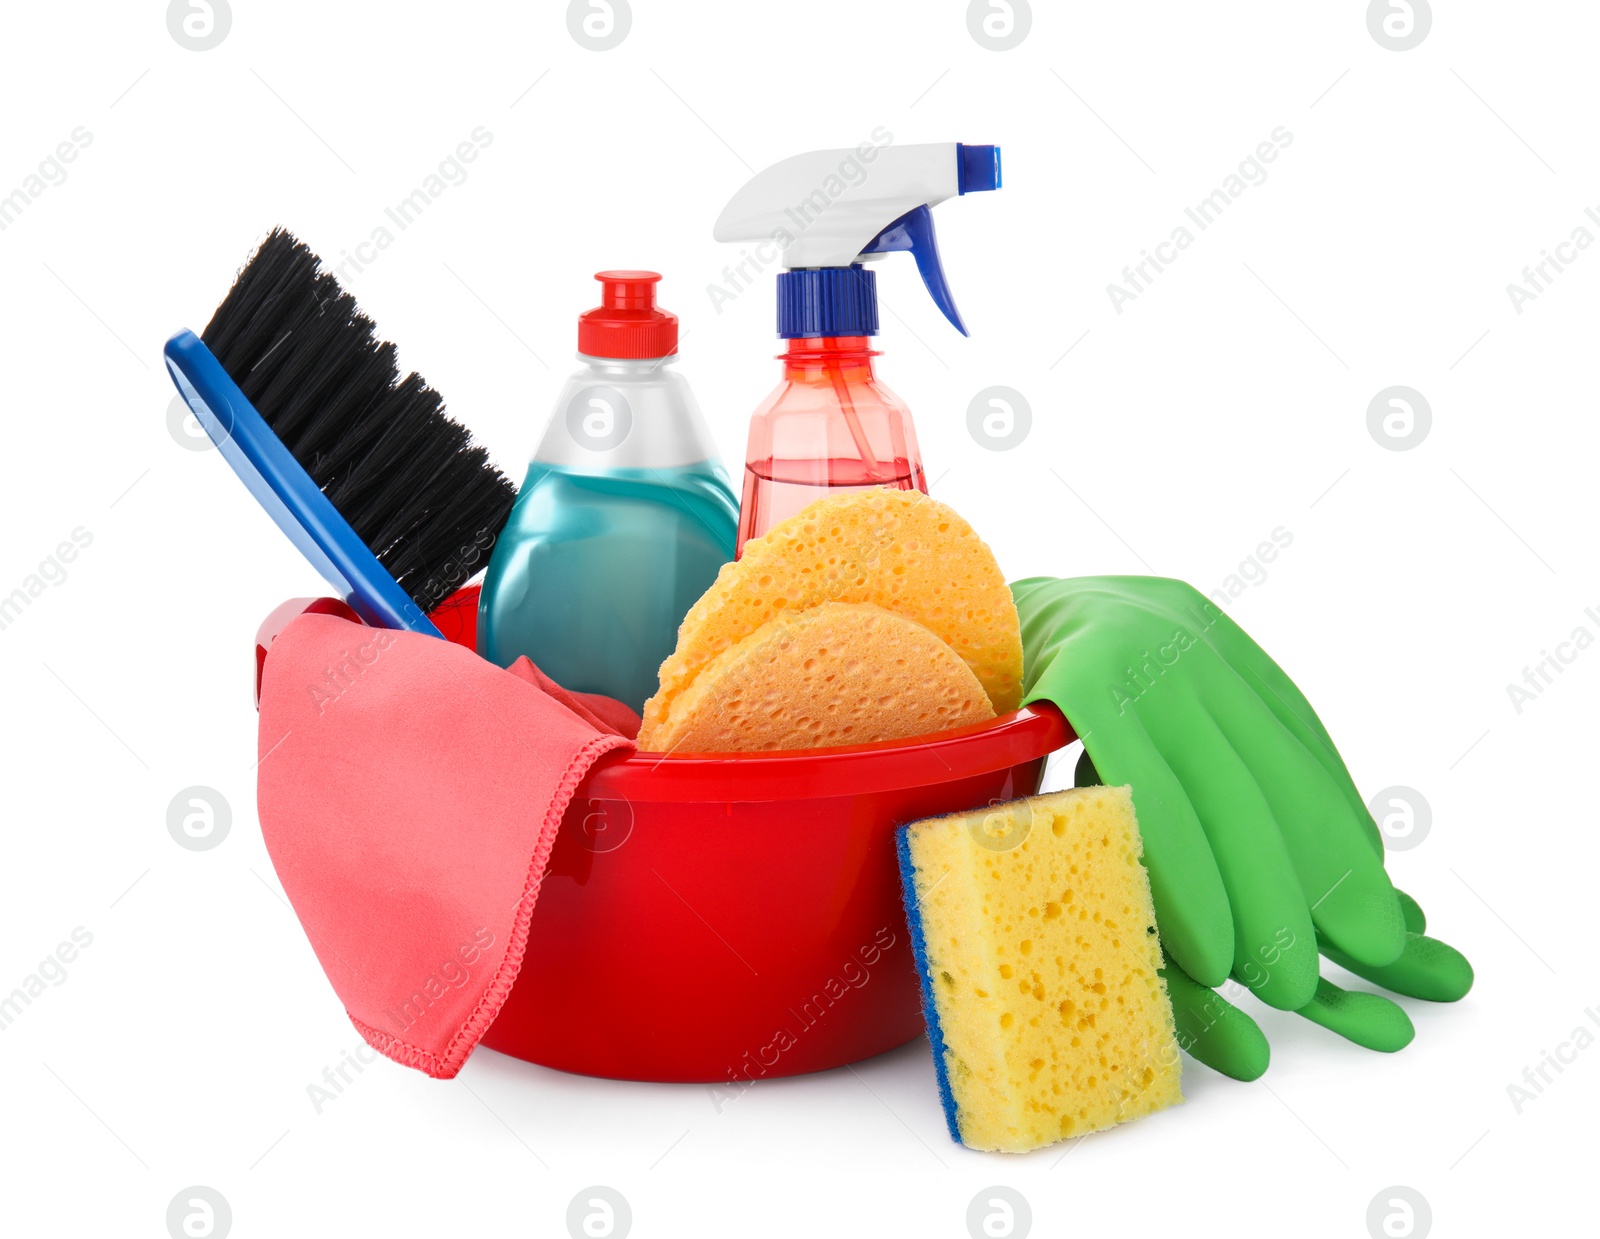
[477,272,738,710]
[479,462,735,709]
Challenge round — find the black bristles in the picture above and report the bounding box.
[201,228,518,613]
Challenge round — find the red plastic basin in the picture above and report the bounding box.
[258,589,1072,1083]
[485,702,1070,1082]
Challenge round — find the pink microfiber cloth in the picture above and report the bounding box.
[255,608,636,1078]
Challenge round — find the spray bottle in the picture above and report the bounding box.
[714,141,1001,550]
[477,272,738,709]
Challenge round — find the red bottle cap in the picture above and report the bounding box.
[577,270,678,359]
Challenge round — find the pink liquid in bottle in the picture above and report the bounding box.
[737,336,927,553]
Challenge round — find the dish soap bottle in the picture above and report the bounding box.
[477,271,737,709]
[714,142,1001,551]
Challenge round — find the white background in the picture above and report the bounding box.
[1,1,1595,1236]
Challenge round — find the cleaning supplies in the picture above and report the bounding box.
[897,786,1183,1151]
[254,589,1069,1081]
[714,142,1001,549]
[1012,575,1474,1077]
[477,272,738,710]
[165,229,518,637]
[640,488,1023,745]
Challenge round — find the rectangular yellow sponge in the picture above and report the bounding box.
[896,786,1182,1152]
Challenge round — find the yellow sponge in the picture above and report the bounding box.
[642,488,1023,738]
[896,786,1182,1152]
[638,602,994,753]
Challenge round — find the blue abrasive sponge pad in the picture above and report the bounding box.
[897,785,1182,1152]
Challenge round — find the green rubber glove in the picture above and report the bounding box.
[1012,576,1474,1080]
[1155,887,1473,1079]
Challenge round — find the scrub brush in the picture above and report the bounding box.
[164,228,518,636]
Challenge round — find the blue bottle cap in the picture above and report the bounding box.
[776,266,879,338]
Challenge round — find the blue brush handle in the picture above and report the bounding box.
[164,330,444,638]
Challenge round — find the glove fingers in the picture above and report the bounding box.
[1193,607,1382,857]
[1321,930,1475,1003]
[1160,955,1270,1082]
[1395,888,1427,934]
[1191,602,1341,755]
[1296,977,1415,1052]
[1068,692,1234,989]
[1195,658,1405,969]
[1150,700,1319,1011]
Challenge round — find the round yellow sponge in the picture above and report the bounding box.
[641,487,1022,741]
[638,602,995,753]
